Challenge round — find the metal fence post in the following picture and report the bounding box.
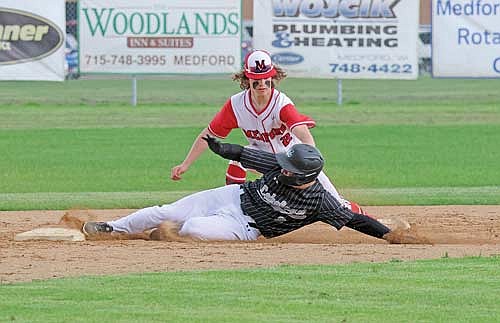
[131,75,137,106]
[337,79,343,105]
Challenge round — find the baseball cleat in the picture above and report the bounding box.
[82,222,113,236]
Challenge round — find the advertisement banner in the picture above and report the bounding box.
[79,0,242,74]
[432,0,500,77]
[253,0,419,79]
[0,0,65,81]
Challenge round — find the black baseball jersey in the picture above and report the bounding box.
[239,147,355,238]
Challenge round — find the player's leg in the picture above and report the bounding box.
[179,213,260,240]
[316,171,369,215]
[108,185,241,233]
[345,201,368,216]
[316,171,347,203]
[179,185,259,240]
[226,160,247,185]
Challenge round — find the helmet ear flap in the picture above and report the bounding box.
[277,172,320,186]
[277,172,299,186]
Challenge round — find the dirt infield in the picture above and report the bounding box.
[1,206,499,283]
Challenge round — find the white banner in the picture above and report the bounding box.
[432,0,500,77]
[79,0,242,74]
[253,0,419,79]
[0,0,65,81]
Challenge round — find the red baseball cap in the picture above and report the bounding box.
[244,49,277,80]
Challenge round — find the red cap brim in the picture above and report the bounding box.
[244,67,276,80]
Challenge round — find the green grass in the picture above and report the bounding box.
[0,100,499,131]
[1,124,499,209]
[0,77,499,209]
[1,257,499,322]
[1,76,499,106]
[1,79,499,321]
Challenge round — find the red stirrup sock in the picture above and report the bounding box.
[349,201,376,219]
[225,163,246,185]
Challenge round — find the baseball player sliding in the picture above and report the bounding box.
[171,49,367,215]
[83,137,401,243]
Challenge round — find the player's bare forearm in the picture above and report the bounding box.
[171,128,212,180]
[182,128,212,166]
[292,125,315,146]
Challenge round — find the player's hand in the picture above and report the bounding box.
[171,163,189,180]
[202,135,223,154]
[202,135,243,161]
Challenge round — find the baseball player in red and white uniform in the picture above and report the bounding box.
[171,49,366,214]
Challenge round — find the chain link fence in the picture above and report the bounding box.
[65,0,79,79]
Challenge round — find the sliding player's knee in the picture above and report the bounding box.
[179,218,225,240]
[179,218,239,240]
[178,218,205,239]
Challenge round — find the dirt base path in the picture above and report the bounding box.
[1,206,499,283]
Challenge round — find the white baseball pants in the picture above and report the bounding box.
[108,185,260,241]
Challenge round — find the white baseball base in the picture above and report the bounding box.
[14,227,86,242]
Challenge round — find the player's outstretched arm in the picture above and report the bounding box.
[344,213,391,239]
[343,213,424,244]
[202,135,244,161]
[204,135,278,174]
[171,128,212,180]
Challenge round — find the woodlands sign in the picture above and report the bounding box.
[79,0,242,74]
[82,8,239,36]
